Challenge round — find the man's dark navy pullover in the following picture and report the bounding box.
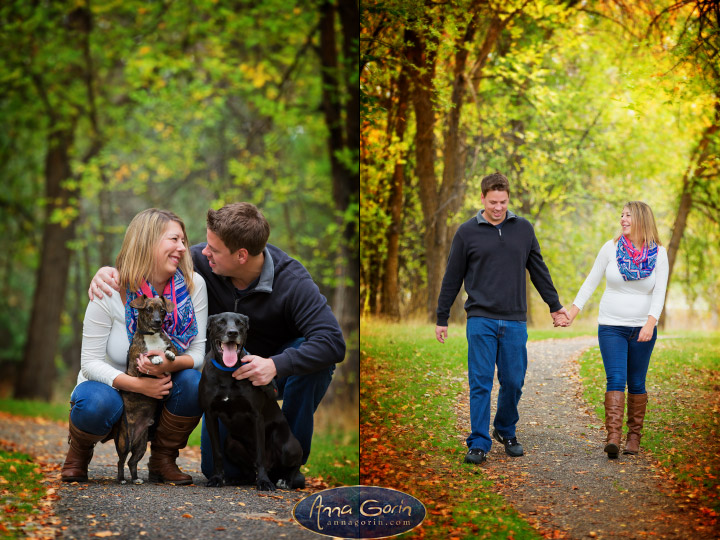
[191,243,346,378]
[436,210,562,326]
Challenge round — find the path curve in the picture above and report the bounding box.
[0,413,319,539]
[455,336,715,539]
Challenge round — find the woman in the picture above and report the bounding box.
[567,201,668,458]
[61,209,208,484]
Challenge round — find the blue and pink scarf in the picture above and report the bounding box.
[616,235,658,281]
[125,269,197,353]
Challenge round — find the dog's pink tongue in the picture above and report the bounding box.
[221,343,238,368]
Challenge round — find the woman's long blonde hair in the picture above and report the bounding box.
[616,201,662,247]
[115,208,195,293]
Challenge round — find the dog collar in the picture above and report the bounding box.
[211,348,249,372]
[211,358,237,372]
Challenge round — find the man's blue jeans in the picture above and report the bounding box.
[598,325,657,394]
[466,316,528,452]
[69,368,202,435]
[200,338,334,480]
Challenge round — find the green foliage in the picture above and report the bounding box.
[1,0,355,370]
[360,1,720,322]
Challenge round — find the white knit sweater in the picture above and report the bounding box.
[572,240,669,327]
[76,272,208,389]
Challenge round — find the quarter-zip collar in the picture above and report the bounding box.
[476,209,517,226]
[225,247,275,295]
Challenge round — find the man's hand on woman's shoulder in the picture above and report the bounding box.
[88,266,121,300]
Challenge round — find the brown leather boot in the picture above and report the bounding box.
[624,392,648,455]
[61,420,108,482]
[604,391,625,459]
[148,407,200,485]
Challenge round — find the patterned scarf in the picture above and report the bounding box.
[616,235,658,281]
[125,269,198,353]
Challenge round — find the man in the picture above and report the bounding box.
[435,173,568,465]
[90,202,346,482]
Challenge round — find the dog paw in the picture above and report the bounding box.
[256,479,276,492]
[149,355,162,365]
[206,476,224,487]
[276,479,290,490]
[119,479,127,485]
[165,350,176,362]
[133,478,144,485]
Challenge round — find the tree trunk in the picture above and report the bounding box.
[663,101,720,326]
[380,66,409,319]
[405,25,440,320]
[318,0,359,407]
[15,130,77,400]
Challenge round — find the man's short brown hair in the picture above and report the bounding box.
[206,202,270,256]
[481,172,511,197]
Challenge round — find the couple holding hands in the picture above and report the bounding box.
[435,173,668,465]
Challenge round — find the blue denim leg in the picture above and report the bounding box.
[466,317,499,452]
[598,325,657,393]
[493,320,528,439]
[70,381,124,435]
[626,326,656,394]
[164,368,202,417]
[277,363,335,465]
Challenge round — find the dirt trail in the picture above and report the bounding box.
[455,337,716,539]
[0,413,319,539]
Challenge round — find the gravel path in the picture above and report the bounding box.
[0,414,320,539]
[455,336,715,539]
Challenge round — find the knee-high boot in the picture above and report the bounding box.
[61,419,108,482]
[624,392,648,455]
[148,407,201,485]
[604,391,625,459]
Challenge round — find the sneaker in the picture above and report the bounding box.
[493,428,524,457]
[463,448,487,465]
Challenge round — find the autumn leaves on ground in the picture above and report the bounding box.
[360,320,720,539]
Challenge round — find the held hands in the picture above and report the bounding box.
[88,266,120,300]
[233,354,277,386]
[551,306,571,327]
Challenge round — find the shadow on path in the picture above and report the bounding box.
[455,337,716,539]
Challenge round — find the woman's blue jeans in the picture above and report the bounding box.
[598,325,657,394]
[466,316,528,452]
[200,338,335,480]
[69,369,202,435]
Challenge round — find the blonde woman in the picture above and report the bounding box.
[61,209,208,483]
[566,202,668,458]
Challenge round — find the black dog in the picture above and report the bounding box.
[115,295,177,484]
[199,312,303,491]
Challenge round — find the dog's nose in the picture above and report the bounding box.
[226,329,239,339]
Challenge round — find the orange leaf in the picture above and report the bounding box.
[182,513,193,518]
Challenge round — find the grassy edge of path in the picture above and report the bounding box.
[361,319,720,538]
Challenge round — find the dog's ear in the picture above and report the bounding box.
[162,297,175,313]
[130,295,148,309]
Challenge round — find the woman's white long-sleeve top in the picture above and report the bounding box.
[75,272,208,389]
[572,240,669,327]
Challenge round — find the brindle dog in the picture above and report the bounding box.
[115,295,177,484]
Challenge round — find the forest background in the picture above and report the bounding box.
[0,0,359,424]
[360,0,720,328]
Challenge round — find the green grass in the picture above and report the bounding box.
[0,450,47,539]
[0,399,69,423]
[578,334,720,512]
[362,319,542,539]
